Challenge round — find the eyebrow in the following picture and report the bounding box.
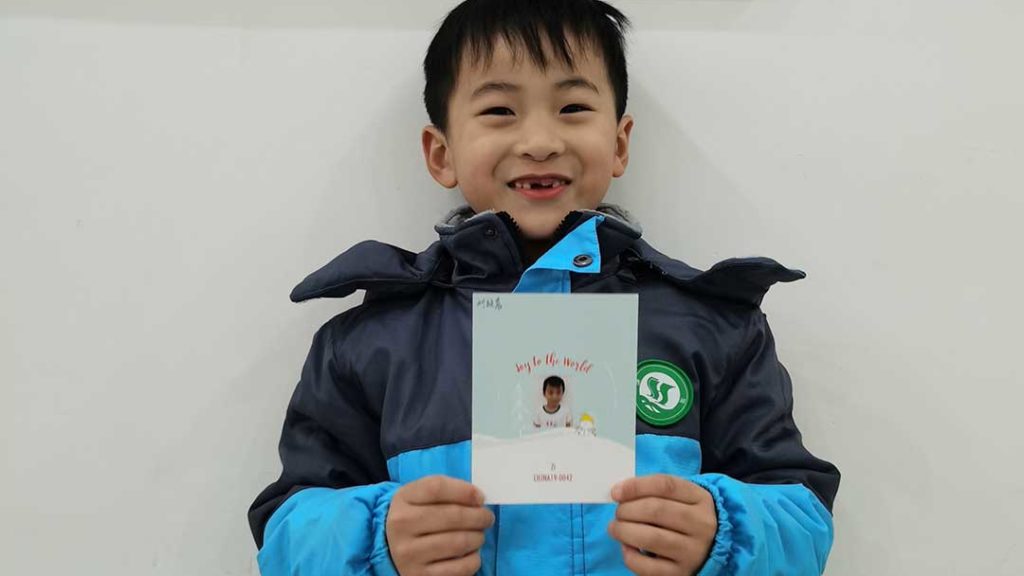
[470,76,600,100]
[556,77,600,94]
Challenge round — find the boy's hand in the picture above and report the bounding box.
[386,475,495,576]
[607,475,718,576]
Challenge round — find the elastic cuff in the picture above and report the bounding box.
[690,475,734,576]
[369,485,401,576]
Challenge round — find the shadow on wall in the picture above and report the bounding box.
[0,0,755,30]
[614,82,766,267]
[305,73,460,258]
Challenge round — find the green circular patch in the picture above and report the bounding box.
[636,360,694,426]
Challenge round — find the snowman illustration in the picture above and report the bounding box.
[576,412,597,437]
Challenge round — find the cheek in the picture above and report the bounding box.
[573,130,618,176]
[589,138,619,171]
[451,140,505,209]
[458,131,505,175]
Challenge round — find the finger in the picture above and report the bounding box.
[424,551,482,576]
[405,531,486,565]
[608,519,688,563]
[612,474,706,505]
[406,504,495,536]
[615,497,696,535]
[620,544,678,576]
[401,476,485,506]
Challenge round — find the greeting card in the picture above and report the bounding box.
[472,293,638,504]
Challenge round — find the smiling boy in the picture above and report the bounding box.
[249,1,840,575]
[421,14,631,263]
[534,375,573,429]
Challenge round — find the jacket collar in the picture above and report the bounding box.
[288,204,642,302]
[289,203,803,307]
[433,204,643,290]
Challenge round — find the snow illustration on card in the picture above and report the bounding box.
[472,293,638,504]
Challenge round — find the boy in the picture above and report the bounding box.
[249,0,840,574]
[533,375,573,429]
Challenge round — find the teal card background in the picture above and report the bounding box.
[472,293,638,450]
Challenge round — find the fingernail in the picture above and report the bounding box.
[611,482,622,501]
[475,490,486,505]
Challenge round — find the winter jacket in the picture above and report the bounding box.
[248,205,840,575]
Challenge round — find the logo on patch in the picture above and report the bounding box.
[636,360,694,426]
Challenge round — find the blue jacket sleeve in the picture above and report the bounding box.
[248,314,400,575]
[694,311,841,576]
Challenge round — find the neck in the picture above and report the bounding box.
[496,210,584,269]
[522,238,556,268]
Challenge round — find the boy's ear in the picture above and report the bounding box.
[422,125,458,188]
[612,114,634,178]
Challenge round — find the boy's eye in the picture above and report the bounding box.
[481,107,514,116]
[561,104,592,114]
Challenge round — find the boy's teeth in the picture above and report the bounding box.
[513,179,566,189]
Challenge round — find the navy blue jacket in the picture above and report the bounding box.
[249,205,840,575]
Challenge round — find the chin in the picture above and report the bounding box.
[514,212,567,240]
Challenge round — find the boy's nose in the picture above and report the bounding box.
[513,122,566,162]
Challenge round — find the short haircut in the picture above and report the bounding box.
[423,0,631,132]
[543,375,566,393]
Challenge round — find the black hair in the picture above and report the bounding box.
[423,0,631,133]
[543,375,566,393]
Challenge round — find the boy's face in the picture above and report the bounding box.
[423,35,633,240]
[544,385,564,406]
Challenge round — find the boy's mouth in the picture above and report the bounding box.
[507,174,572,199]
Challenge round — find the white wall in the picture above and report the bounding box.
[2,1,1022,574]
